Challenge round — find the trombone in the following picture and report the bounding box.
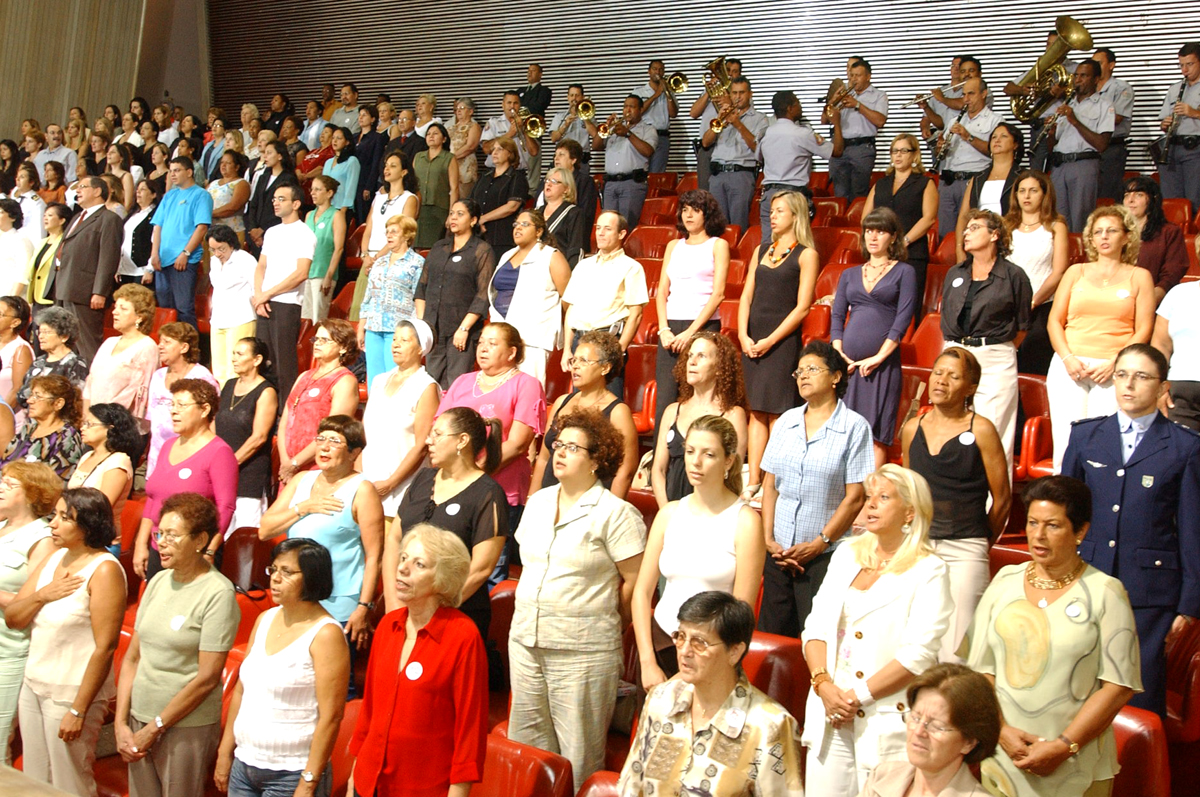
[516,107,545,139]
[901,80,970,109]
[576,98,595,122]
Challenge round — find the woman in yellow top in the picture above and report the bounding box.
[26,204,68,324]
[1046,206,1155,472]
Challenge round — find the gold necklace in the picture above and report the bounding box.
[473,368,517,397]
[1026,559,1086,591]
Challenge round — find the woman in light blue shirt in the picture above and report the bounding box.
[322,127,361,218]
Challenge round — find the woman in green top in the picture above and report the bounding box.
[413,122,459,249]
[303,175,347,324]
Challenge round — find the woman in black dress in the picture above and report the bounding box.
[214,337,278,533]
[387,407,508,640]
[737,190,819,500]
[863,133,937,301]
[529,331,639,499]
[831,208,919,467]
[472,137,529,254]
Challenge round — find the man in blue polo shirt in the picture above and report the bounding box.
[150,157,212,327]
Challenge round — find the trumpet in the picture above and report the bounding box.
[516,107,545,139]
[597,115,629,139]
[901,80,970,109]
[823,80,852,118]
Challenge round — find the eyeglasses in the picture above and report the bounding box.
[904,711,957,737]
[963,223,991,233]
[545,178,563,185]
[0,477,22,492]
[512,220,534,229]
[1113,370,1159,384]
[154,530,186,544]
[670,630,725,655]
[551,440,593,455]
[312,336,333,345]
[266,565,301,579]
[314,435,347,448]
[27,393,54,403]
[567,356,600,367]
[890,147,915,154]
[792,366,829,378]
[170,401,199,411]
[80,420,108,431]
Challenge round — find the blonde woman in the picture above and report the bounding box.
[802,464,953,797]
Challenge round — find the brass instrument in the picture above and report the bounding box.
[666,71,690,94]
[516,107,545,139]
[1031,84,1077,150]
[576,98,595,122]
[1149,82,1188,166]
[1009,15,1093,122]
[597,115,628,139]
[901,80,970,109]
[823,79,852,118]
[704,57,735,132]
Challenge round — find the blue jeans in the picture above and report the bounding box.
[154,260,199,327]
[488,503,524,590]
[363,329,394,386]
[229,758,332,797]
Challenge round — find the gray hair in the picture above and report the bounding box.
[455,97,476,112]
[401,524,471,608]
[36,306,80,344]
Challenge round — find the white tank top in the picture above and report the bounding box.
[1009,226,1055,297]
[233,606,344,770]
[978,180,1006,214]
[653,494,743,634]
[665,237,719,321]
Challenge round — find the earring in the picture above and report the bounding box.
[902,522,912,535]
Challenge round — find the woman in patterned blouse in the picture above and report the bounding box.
[2,374,83,478]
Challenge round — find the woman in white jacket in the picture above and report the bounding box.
[488,208,570,388]
[802,463,953,797]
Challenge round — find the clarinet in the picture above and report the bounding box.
[1163,82,1188,168]
[930,109,966,174]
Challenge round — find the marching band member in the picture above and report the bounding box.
[634,60,679,173]
[1046,59,1114,233]
[932,78,1000,242]
[701,77,768,231]
[689,58,743,190]
[549,84,592,158]
[759,92,835,232]
[481,91,539,175]
[1093,48,1136,203]
[591,95,657,227]
[1156,43,1200,214]
[823,58,888,201]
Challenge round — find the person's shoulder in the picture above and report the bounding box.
[1069,414,1109,432]
[1164,415,1200,447]
[774,406,806,429]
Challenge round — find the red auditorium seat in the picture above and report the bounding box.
[719,225,742,251]
[900,312,944,368]
[1167,616,1200,797]
[646,172,678,198]
[1113,706,1171,797]
[1017,374,1052,481]
[330,699,363,797]
[1164,198,1192,233]
[544,351,572,404]
[815,262,851,300]
[932,232,958,266]
[922,262,951,316]
[625,225,679,259]
[988,544,1031,578]
[810,227,844,264]
[577,771,621,797]
[489,579,518,692]
[633,300,659,345]
[737,224,762,263]
[802,304,831,344]
[675,173,698,194]
[845,197,867,228]
[476,734,574,797]
[885,366,932,463]
[742,631,809,722]
[812,196,847,223]
[149,307,177,342]
[725,258,746,299]
[624,344,657,435]
[1067,233,1085,264]
[717,299,740,336]
[635,257,662,290]
[234,589,270,646]
[343,224,365,270]
[329,283,355,319]
[810,171,831,196]
[195,291,212,335]
[639,195,679,225]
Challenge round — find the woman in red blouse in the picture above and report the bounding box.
[349,524,487,797]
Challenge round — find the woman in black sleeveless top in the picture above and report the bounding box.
[864,133,937,301]
[900,346,1010,662]
[214,337,279,530]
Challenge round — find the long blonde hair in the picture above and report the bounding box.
[850,464,934,575]
[770,189,816,250]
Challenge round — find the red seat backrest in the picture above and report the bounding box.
[802,304,831,344]
[544,352,572,405]
[922,262,951,316]
[815,262,851,300]
[577,771,621,797]
[737,225,763,263]
[329,283,355,319]
[1112,706,1171,797]
[988,544,1031,578]
[1163,198,1192,233]
[220,527,263,592]
[625,225,680,259]
[907,312,945,368]
[475,733,574,797]
[743,631,809,725]
[717,299,740,334]
[932,233,958,267]
[646,172,678,197]
[1017,374,1050,419]
[330,699,364,796]
[489,580,518,689]
[1166,612,1200,742]
[234,589,271,647]
[675,173,698,194]
[149,307,177,342]
[845,197,867,228]
[623,345,657,415]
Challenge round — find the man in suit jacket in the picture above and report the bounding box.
[53,176,122,363]
[518,63,553,117]
[1062,343,1200,716]
[384,110,428,167]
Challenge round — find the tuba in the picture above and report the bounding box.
[705,57,736,132]
[1009,16,1093,122]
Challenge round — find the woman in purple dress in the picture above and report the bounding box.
[831,208,919,467]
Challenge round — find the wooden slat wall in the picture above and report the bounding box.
[0,1,144,138]
[202,1,1194,175]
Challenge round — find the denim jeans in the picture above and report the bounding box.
[229,758,332,797]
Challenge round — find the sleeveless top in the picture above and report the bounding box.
[26,548,124,702]
[665,237,719,320]
[0,518,51,657]
[664,419,695,503]
[288,471,367,622]
[1064,272,1137,359]
[540,394,620,489]
[233,606,343,770]
[968,169,1015,217]
[653,494,744,634]
[492,260,520,316]
[305,205,339,280]
[366,190,416,254]
[978,180,1006,214]
[216,378,275,498]
[908,414,990,540]
[361,366,441,515]
[871,173,931,262]
[1009,227,1055,297]
[284,366,354,460]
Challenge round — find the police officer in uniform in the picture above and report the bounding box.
[823,58,888,200]
[1047,59,1114,233]
[1094,48,1136,203]
[702,77,768,230]
[591,94,657,227]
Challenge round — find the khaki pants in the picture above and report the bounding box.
[18,683,107,797]
[127,717,221,797]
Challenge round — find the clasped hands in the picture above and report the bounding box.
[999,725,1072,777]
[766,538,825,575]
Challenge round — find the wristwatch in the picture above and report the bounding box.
[818,532,833,546]
[1058,734,1079,756]
[154,715,165,730]
[301,771,316,783]
[358,600,376,611]
[68,707,83,718]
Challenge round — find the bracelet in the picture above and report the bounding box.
[68,707,82,718]
[819,532,833,546]
[811,668,833,693]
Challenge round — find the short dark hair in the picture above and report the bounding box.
[906,663,1001,765]
[1095,47,1116,62]
[0,199,23,229]
[772,91,799,118]
[343,82,359,94]
[169,155,195,173]
[87,403,145,463]
[160,492,219,547]
[207,224,241,250]
[1077,59,1101,79]
[1023,475,1092,531]
[730,76,751,91]
[62,488,115,550]
[503,90,521,102]
[45,202,71,226]
[677,591,755,665]
[648,59,664,69]
[221,149,249,175]
[568,83,584,94]
[555,138,583,164]
[317,415,366,451]
[272,538,335,602]
[676,189,727,238]
[1179,43,1200,60]
[0,295,31,337]
[801,339,850,398]
[851,58,871,73]
[274,181,303,205]
[625,94,644,110]
[1117,342,1169,381]
[487,321,525,366]
[577,331,623,384]
[726,58,742,68]
[555,408,625,482]
[358,104,379,123]
[960,55,982,71]
[171,377,219,421]
[89,175,110,202]
[598,209,628,233]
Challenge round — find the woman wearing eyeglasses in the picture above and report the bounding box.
[863,133,937,296]
[68,403,143,555]
[538,167,584,268]
[387,407,507,640]
[508,408,645,792]
[260,415,383,658]
[2,374,83,478]
[617,591,805,797]
[117,493,239,797]
[857,663,1000,797]
[134,379,237,580]
[357,215,425,385]
[215,538,349,797]
[530,331,638,499]
[802,464,953,797]
[966,476,1139,797]
[9,487,125,797]
[488,208,570,387]
[145,321,219,477]
[276,319,359,486]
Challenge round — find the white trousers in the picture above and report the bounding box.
[517,346,550,390]
[805,722,871,797]
[930,537,991,663]
[18,683,107,797]
[1047,353,1116,473]
[945,340,1018,472]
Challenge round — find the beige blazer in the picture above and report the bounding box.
[859,760,990,797]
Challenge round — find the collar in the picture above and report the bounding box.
[1116,408,1155,434]
[554,481,607,527]
[596,247,625,263]
[390,604,451,643]
[779,399,850,434]
[665,674,754,739]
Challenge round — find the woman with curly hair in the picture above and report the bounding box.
[508,408,646,791]
[759,340,874,638]
[654,189,731,426]
[68,403,144,554]
[3,374,83,477]
[82,284,159,418]
[651,330,748,509]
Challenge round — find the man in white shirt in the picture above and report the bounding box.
[252,183,316,396]
[634,60,679,172]
[481,91,539,173]
[561,210,649,399]
[690,58,743,190]
[329,83,362,135]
